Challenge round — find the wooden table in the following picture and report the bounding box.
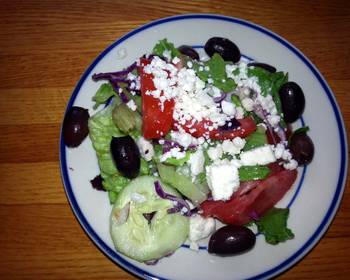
[1,0,349,279]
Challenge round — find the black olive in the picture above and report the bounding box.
[247,62,276,73]
[289,132,314,165]
[208,225,256,256]
[110,136,140,178]
[204,37,241,63]
[279,82,305,123]
[62,106,89,147]
[178,45,200,60]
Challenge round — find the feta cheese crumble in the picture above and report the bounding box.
[206,160,240,201]
[189,214,216,251]
[160,147,186,162]
[137,137,154,161]
[126,100,137,111]
[240,145,276,166]
[189,149,205,176]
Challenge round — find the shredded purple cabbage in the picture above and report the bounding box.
[253,104,286,145]
[160,139,181,153]
[119,92,129,103]
[158,139,197,153]
[213,92,227,103]
[154,181,191,216]
[92,62,137,103]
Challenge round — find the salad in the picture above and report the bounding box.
[62,37,314,263]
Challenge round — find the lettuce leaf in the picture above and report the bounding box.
[88,102,130,202]
[243,126,267,151]
[92,83,115,109]
[193,53,236,93]
[153,39,181,59]
[255,208,294,245]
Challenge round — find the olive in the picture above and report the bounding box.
[177,45,200,60]
[204,37,241,63]
[279,82,305,123]
[208,225,256,256]
[289,132,314,165]
[110,136,140,178]
[247,62,276,73]
[62,106,89,147]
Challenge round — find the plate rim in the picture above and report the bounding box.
[59,13,348,280]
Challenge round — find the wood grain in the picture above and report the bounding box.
[1,0,349,279]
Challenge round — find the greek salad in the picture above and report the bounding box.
[62,37,314,264]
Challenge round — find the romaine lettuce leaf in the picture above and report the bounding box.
[92,83,115,109]
[88,102,130,202]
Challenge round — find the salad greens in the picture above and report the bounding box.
[92,83,115,109]
[255,208,295,245]
[193,53,236,93]
[153,38,181,59]
[242,126,268,151]
[88,102,130,201]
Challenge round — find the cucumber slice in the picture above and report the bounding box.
[110,176,189,262]
[157,163,208,205]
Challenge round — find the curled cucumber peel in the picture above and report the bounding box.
[110,176,189,262]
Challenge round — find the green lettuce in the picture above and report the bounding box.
[193,53,236,93]
[88,102,130,202]
[243,126,268,151]
[92,83,115,109]
[255,208,294,245]
[153,39,181,59]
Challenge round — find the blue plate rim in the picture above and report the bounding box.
[59,13,348,280]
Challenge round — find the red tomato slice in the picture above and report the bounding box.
[139,58,174,139]
[200,168,297,225]
[174,117,257,140]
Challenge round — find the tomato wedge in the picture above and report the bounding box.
[139,58,174,139]
[175,117,257,140]
[200,168,297,225]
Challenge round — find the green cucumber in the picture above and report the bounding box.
[157,163,208,205]
[110,176,189,262]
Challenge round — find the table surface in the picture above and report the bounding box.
[1,0,349,279]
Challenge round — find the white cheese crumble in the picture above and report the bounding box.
[206,160,240,201]
[235,106,245,119]
[240,145,276,166]
[272,142,298,170]
[189,149,205,176]
[160,147,186,162]
[170,131,197,149]
[241,97,254,112]
[221,100,236,116]
[189,214,216,251]
[126,100,137,111]
[136,137,154,161]
[221,137,246,155]
[207,145,223,161]
[172,56,181,64]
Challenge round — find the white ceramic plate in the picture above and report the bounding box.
[60,14,348,280]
